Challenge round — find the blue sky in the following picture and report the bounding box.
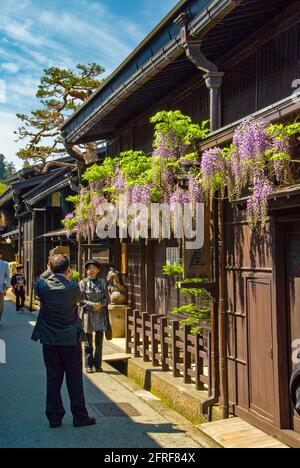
[0,0,178,169]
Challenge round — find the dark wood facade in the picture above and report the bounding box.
[0,165,78,300]
[61,0,300,446]
[106,15,300,446]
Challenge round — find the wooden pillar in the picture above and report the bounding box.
[145,240,155,315]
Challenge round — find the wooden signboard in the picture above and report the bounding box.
[183,205,211,279]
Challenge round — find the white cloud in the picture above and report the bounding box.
[0,111,23,169]
[1,63,20,74]
[7,76,39,99]
[39,11,132,63]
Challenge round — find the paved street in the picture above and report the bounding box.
[0,300,204,449]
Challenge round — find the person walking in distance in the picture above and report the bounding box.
[11,264,26,313]
[32,254,96,428]
[0,251,10,323]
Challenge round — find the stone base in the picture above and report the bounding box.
[108,305,126,338]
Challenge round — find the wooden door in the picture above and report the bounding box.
[247,278,276,423]
[286,224,300,433]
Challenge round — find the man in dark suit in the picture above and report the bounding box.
[32,254,96,429]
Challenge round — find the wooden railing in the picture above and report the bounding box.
[126,308,211,393]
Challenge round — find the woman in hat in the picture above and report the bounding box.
[79,260,109,373]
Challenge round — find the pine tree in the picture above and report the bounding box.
[15,64,105,173]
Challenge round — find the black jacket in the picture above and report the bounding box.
[11,273,26,291]
[32,273,84,346]
[290,364,300,416]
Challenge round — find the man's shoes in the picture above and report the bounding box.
[73,417,96,428]
[49,421,63,429]
[86,367,94,374]
[94,368,103,373]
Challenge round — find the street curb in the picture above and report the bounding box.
[100,361,220,449]
[126,357,223,426]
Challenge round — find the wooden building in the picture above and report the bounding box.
[0,163,78,299]
[61,0,300,446]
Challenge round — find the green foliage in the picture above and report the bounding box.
[62,216,77,231]
[162,263,211,333]
[151,110,209,147]
[171,304,211,335]
[162,261,183,277]
[83,151,153,188]
[177,278,211,299]
[83,158,117,183]
[0,154,16,181]
[119,151,152,182]
[267,122,300,138]
[71,271,80,282]
[0,182,8,194]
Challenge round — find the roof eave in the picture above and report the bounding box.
[60,0,189,133]
[63,0,239,144]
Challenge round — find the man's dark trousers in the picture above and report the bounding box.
[43,344,89,425]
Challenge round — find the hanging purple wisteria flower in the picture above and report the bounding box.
[128,185,152,205]
[153,130,189,160]
[271,137,291,182]
[201,147,226,199]
[188,175,201,206]
[113,171,126,192]
[170,187,190,211]
[247,172,273,227]
[233,118,271,162]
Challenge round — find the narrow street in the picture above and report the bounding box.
[0,300,204,449]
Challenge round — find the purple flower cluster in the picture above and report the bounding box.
[233,118,270,162]
[91,181,104,192]
[92,195,106,209]
[153,133,173,159]
[201,147,224,176]
[65,213,74,220]
[153,131,189,160]
[128,185,152,205]
[113,172,126,192]
[247,172,273,226]
[188,175,201,204]
[272,137,290,181]
[170,187,190,211]
[163,168,175,187]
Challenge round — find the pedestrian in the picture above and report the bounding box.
[80,260,109,374]
[32,254,96,429]
[11,264,26,313]
[0,250,10,323]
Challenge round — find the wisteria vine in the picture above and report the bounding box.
[63,111,300,236]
